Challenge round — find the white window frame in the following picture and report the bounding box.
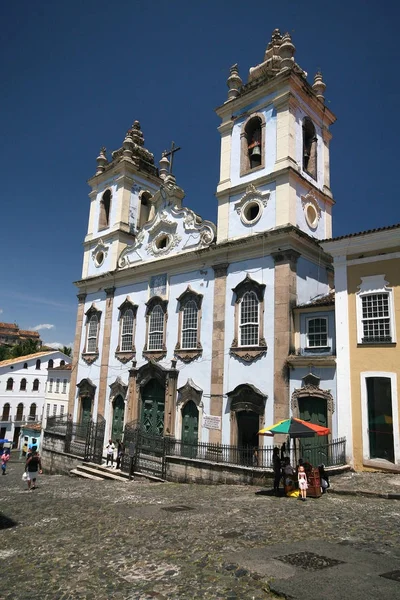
[46,403,50,418]
[356,275,396,344]
[87,314,99,353]
[181,300,198,350]
[148,305,165,351]
[55,378,60,393]
[306,316,329,348]
[239,291,259,347]
[120,308,134,352]
[49,378,53,393]
[360,372,399,465]
[62,379,67,394]
[53,404,57,417]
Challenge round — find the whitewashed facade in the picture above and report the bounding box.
[42,364,71,429]
[69,31,337,452]
[0,351,71,446]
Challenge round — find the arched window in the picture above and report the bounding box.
[121,308,134,351]
[245,117,262,169]
[303,117,317,179]
[2,403,10,420]
[99,189,111,230]
[240,114,265,176]
[49,378,54,393]
[20,378,27,391]
[48,359,54,369]
[32,379,39,391]
[29,403,37,420]
[60,360,65,366]
[56,378,60,393]
[139,191,152,228]
[231,274,267,361]
[148,305,164,350]
[16,402,23,421]
[87,315,98,353]
[23,362,28,369]
[36,359,41,370]
[240,291,259,346]
[6,378,13,391]
[182,301,198,350]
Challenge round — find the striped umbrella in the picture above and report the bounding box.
[258,417,330,438]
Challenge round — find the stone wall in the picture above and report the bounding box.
[165,455,272,486]
[41,446,82,476]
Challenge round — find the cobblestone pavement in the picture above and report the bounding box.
[331,470,400,497]
[1,458,400,600]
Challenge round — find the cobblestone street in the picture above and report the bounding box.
[1,457,400,600]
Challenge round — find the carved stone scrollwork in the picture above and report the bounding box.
[229,345,267,363]
[176,286,203,310]
[77,378,96,398]
[109,377,128,401]
[177,378,203,408]
[81,352,99,365]
[232,273,265,303]
[174,348,203,363]
[142,350,167,362]
[227,383,267,415]
[136,361,168,389]
[291,384,335,414]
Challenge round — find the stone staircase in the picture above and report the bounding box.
[70,462,165,483]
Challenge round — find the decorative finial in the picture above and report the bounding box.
[278,33,295,69]
[122,131,133,159]
[95,147,107,175]
[159,154,170,180]
[130,120,144,147]
[226,64,242,101]
[312,71,326,102]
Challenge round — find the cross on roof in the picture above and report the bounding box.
[162,141,181,174]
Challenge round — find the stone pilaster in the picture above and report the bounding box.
[209,263,229,444]
[96,287,115,419]
[68,293,86,417]
[127,361,139,425]
[165,359,178,436]
[272,250,300,439]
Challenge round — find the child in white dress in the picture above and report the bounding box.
[298,465,308,501]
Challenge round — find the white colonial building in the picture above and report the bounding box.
[42,363,72,429]
[0,351,71,446]
[69,30,338,453]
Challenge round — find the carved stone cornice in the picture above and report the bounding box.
[104,287,116,298]
[142,349,167,362]
[115,350,136,364]
[174,347,203,363]
[230,341,267,363]
[232,273,265,303]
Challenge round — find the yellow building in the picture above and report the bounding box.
[322,224,400,471]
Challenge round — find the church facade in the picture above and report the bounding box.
[68,30,338,455]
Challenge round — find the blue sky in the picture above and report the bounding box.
[0,0,399,348]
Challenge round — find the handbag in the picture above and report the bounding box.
[22,471,28,481]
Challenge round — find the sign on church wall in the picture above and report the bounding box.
[150,274,167,297]
[203,415,221,430]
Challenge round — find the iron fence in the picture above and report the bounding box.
[45,415,105,464]
[299,437,346,468]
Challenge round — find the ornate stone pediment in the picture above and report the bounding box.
[227,383,267,415]
[77,378,96,398]
[176,286,203,310]
[301,189,321,230]
[91,239,108,267]
[177,378,203,407]
[229,341,267,363]
[136,361,169,388]
[109,377,128,400]
[291,384,335,413]
[234,184,270,219]
[232,273,266,303]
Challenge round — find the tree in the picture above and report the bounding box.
[61,346,72,357]
[9,338,40,358]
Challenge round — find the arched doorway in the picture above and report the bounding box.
[81,397,92,427]
[112,395,125,441]
[227,384,267,466]
[181,400,198,458]
[141,379,165,435]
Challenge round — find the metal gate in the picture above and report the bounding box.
[123,421,170,479]
[84,416,106,463]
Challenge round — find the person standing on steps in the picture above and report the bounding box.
[105,439,115,467]
[272,447,281,496]
[116,440,124,470]
[25,446,42,490]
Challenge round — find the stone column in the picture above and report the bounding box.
[165,360,178,437]
[127,361,139,424]
[68,292,86,417]
[272,250,300,441]
[96,287,115,419]
[209,263,228,444]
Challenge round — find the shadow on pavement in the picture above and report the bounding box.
[0,513,18,530]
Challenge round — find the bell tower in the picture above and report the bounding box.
[81,121,162,279]
[215,29,336,243]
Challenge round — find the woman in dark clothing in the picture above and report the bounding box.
[25,446,42,491]
[272,447,281,496]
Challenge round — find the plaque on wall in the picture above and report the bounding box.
[203,415,221,430]
[150,274,167,297]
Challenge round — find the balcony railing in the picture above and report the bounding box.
[0,415,40,424]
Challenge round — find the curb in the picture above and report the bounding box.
[328,489,400,500]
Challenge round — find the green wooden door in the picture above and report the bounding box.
[81,396,92,427]
[299,396,328,465]
[141,379,165,435]
[181,401,198,458]
[111,395,125,442]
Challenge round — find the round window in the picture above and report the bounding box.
[95,251,104,266]
[306,204,318,229]
[242,201,261,224]
[155,234,171,250]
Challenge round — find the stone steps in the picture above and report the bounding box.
[70,468,104,481]
[70,461,166,483]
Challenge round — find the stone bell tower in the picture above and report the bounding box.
[215,29,336,243]
[81,121,163,280]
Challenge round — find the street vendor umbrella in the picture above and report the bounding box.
[258,418,330,438]
[0,439,10,443]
